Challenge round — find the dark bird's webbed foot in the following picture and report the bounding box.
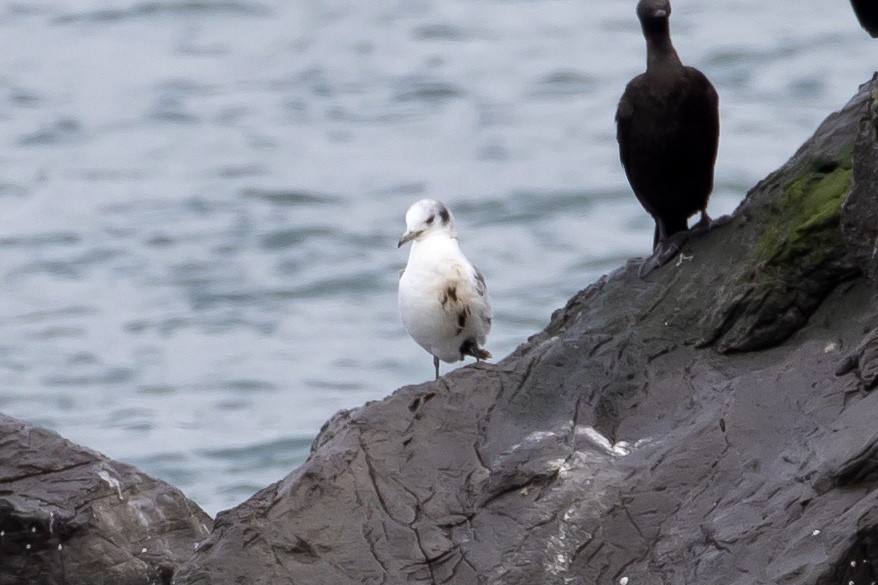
[638,230,691,277]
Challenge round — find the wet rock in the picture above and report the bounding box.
[171,77,878,585]
[697,79,867,353]
[841,73,878,282]
[0,415,212,585]
[836,323,878,392]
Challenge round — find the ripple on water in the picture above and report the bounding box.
[198,436,313,472]
[369,182,429,197]
[454,190,596,227]
[528,70,598,98]
[131,317,192,337]
[270,270,388,300]
[134,452,201,487]
[303,378,365,392]
[9,86,44,108]
[24,326,85,340]
[0,232,80,248]
[17,117,83,146]
[219,379,276,393]
[106,407,156,432]
[261,227,391,253]
[11,247,123,280]
[137,384,177,396]
[411,23,469,41]
[67,351,98,365]
[391,74,465,104]
[788,76,826,99]
[187,288,260,311]
[10,305,96,325]
[144,233,175,247]
[147,96,200,124]
[704,44,804,81]
[51,1,273,24]
[42,367,136,388]
[0,182,29,198]
[241,188,340,207]
[215,164,268,179]
[259,227,334,251]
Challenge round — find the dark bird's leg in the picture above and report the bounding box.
[640,217,690,277]
[692,210,713,231]
[652,218,668,246]
[434,355,440,380]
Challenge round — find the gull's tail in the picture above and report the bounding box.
[460,339,491,361]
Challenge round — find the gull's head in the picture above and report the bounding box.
[398,199,456,247]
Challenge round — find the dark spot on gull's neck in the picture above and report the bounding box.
[439,206,450,225]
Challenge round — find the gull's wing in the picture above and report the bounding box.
[472,267,492,335]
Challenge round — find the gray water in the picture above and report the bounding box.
[0,0,873,516]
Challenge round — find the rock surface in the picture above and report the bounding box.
[169,78,878,585]
[842,72,878,281]
[0,415,212,585]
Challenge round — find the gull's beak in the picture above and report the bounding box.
[398,230,419,248]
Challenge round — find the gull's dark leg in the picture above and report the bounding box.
[433,355,440,380]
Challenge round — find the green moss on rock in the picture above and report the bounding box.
[755,155,853,267]
[702,147,859,353]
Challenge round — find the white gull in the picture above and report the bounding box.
[397,199,492,380]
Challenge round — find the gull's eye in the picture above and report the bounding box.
[426,215,435,225]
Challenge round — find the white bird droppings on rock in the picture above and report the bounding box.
[97,465,124,501]
[577,426,631,456]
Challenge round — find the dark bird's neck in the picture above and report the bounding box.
[643,19,682,71]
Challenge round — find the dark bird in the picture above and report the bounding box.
[851,0,878,37]
[616,0,720,276]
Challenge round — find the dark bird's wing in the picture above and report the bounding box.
[851,0,878,36]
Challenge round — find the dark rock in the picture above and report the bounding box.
[172,77,878,585]
[841,73,878,282]
[0,414,212,585]
[698,79,866,353]
[836,321,878,392]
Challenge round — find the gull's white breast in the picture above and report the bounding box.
[399,234,491,363]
